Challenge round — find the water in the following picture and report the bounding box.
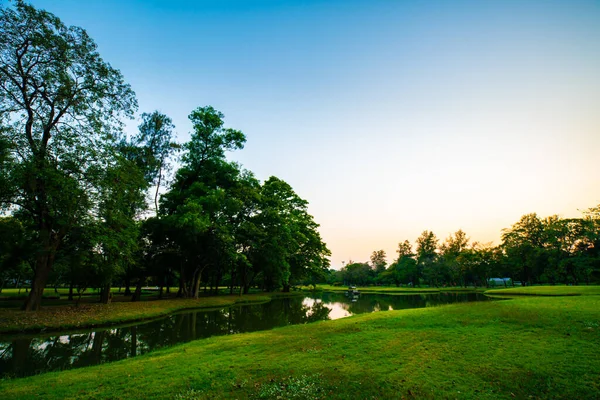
[0,292,489,378]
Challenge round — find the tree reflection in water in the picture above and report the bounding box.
[0,293,489,378]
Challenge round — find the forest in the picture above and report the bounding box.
[332,208,600,288]
[0,1,331,311]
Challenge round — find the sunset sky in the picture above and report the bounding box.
[28,0,600,268]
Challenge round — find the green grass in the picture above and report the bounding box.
[0,294,275,334]
[2,294,599,399]
[0,287,171,298]
[308,284,486,294]
[485,285,600,296]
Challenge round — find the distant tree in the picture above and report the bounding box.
[341,262,373,286]
[416,230,439,286]
[396,240,412,259]
[370,250,387,274]
[440,229,470,286]
[501,213,545,285]
[395,240,418,286]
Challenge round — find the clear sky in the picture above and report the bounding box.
[25,0,600,268]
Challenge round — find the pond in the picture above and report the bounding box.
[0,291,489,378]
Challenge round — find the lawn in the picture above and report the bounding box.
[485,285,600,296]
[1,293,598,399]
[308,284,485,294]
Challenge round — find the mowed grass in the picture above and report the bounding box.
[485,285,600,296]
[0,287,172,299]
[308,284,485,294]
[0,294,272,334]
[2,295,599,399]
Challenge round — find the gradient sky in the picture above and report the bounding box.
[25,0,600,268]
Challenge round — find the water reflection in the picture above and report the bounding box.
[305,292,487,319]
[0,292,489,378]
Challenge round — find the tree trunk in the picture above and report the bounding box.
[100,283,112,304]
[214,272,222,295]
[124,274,131,296]
[165,271,171,295]
[282,284,291,293]
[68,280,74,301]
[23,250,54,311]
[193,270,202,299]
[131,279,143,302]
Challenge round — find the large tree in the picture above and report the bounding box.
[0,1,136,310]
[158,106,246,298]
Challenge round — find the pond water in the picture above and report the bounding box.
[0,292,489,378]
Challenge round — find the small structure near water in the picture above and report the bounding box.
[346,286,360,301]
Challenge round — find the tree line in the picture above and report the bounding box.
[332,209,600,287]
[0,1,330,310]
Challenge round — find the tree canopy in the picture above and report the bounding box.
[0,2,330,309]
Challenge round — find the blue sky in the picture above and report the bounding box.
[25,0,600,267]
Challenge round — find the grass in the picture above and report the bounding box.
[308,284,486,294]
[485,285,600,296]
[0,294,276,334]
[0,287,172,299]
[2,293,599,399]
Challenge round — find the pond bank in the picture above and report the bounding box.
[2,294,598,399]
[484,285,600,296]
[0,294,291,334]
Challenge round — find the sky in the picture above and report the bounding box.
[23,0,600,268]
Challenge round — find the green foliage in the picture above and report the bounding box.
[331,210,600,289]
[0,0,137,310]
[370,249,387,274]
[340,262,374,286]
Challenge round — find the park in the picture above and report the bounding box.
[1,1,600,399]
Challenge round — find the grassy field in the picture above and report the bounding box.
[308,284,486,294]
[485,285,600,296]
[0,294,275,334]
[0,287,175,299]
[1,293,598,399]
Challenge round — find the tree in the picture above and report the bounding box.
[132,111,177,215]
[341,262,374,286]
[440,229,470,286]
[159,106,246,298]
[501,213,545,285]
[257,177,330,292]
[94,154,148,303]
[416,230,439,286]
[370,250,387,275]
[0,1,136,310]
[383,240,417,287]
